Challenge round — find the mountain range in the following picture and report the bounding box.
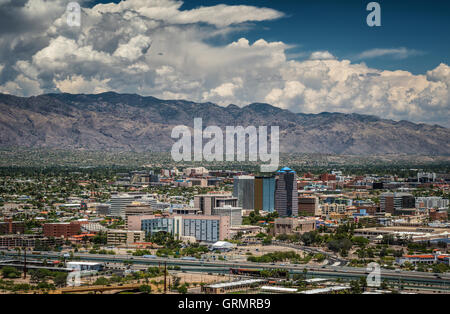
[0,92,449,155]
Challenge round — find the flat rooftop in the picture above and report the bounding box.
[67,262,103,266]
[304,278,329,283]
[261,286,298,293]
[207,279,265,289]
[300,286,351,294]
[355,226,450,233]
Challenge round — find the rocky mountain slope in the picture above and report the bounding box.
[0,92,448,155]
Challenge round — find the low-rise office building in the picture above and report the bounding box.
[0,219,25,235]
[229,225,264,237]
[380,192,415,215]
[416,197,449,209]
[397,250,450,266]
[124,202,154,229]
[273,217,316,236]
[212,205,242,226]
[354,226,450,243]
[106,229,145,246]
[202,279,267,294]
[43,222,81,238]
[320,203,347,216]
[172,207,201,215]
[429,209,448,221]
[140,214,230,242]
[95,204,110,215]
[0,234,64,248]
[67,261,104,271]
[298,196,320,216]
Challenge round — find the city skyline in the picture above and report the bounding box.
[0,0,449,299]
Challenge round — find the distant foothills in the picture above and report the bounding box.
[0,92,449,156]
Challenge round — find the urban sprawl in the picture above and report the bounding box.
[0,166,449,294]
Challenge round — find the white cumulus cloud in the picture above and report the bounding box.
[355,47,422,60]
[0,0,448,127]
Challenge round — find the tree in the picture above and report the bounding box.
[350,279,362,294]
[301,231,319,246]
[314,253,326,262]
[379,247,388,258]
[381,234,395,245]
[139,284,152,294]
[276,234,290,241]
[327,238,353,255]
[255,232,266,239]
[393,249,404,258]
[351,236,369,248]
[358,276,367,292]
[92,231,107,245]
[262,235,272,245]
[30,269,47,283]
[1,266,20,279]
[54,272,68,287]
[177,284,188,294]
[94,277,109,285]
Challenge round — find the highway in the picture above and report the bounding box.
[1,250,449,290]
[270,240,347,265]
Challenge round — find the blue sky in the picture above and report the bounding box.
[87,0,450,74]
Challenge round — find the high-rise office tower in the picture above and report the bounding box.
[275,167,298,217]
[110,194,137,218]
[110,193,155,218]
[233,176,255,210]
[254,176,275,213]
[194,194,237,215]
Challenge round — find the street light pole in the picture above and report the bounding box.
[164,261,167,294]
[23,246,27,279]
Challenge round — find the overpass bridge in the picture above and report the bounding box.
[1,250,449,291]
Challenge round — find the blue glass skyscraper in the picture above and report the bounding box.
[255,176,275,212]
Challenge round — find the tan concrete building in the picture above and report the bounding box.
[124,202,154,229]
[194,194,237,215]
[273,218,316,236]
[106,229,145,246]
[320,203,347,216]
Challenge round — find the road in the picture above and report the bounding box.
[271,240,348,265]
[1,249,449,290]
